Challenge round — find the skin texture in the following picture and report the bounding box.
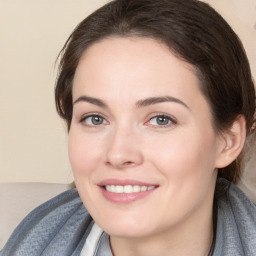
[68,37,244,256]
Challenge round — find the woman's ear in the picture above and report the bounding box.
[215,115,246,168]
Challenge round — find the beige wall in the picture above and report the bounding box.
[0,0,255,183]
[0,0,107,183]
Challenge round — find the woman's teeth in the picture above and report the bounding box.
[105,185,155,193]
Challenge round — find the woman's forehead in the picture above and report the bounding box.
[72,37,211,116]
[73,37,198,94]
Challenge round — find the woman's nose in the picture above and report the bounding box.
[105,127,144,170]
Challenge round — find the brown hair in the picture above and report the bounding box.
[55,0,256,182]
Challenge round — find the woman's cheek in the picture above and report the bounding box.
[68,131,103,175]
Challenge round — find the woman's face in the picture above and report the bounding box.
[69,37,225,239]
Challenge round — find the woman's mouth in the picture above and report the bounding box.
[99,180,158,203]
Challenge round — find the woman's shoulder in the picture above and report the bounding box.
[0,189,93,256]
[214,178,256,255]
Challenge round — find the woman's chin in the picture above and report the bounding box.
[97,219,155,238]
[105,227,152,239]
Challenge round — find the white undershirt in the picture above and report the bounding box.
[80,222,104,256]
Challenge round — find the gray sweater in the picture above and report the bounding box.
[1,178,256,256]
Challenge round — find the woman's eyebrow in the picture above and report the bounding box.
[73,95,190,110]
[136,96,190,110]
[73,96,108,108]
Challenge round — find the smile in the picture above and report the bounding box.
[99,179,158,203]
[105,185,156,193]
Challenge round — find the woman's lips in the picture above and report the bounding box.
[98,179,158,203]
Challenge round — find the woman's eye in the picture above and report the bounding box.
[147,115,176,127]
[81,115,107,126]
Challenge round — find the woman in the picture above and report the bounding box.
[1,0,255,255]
